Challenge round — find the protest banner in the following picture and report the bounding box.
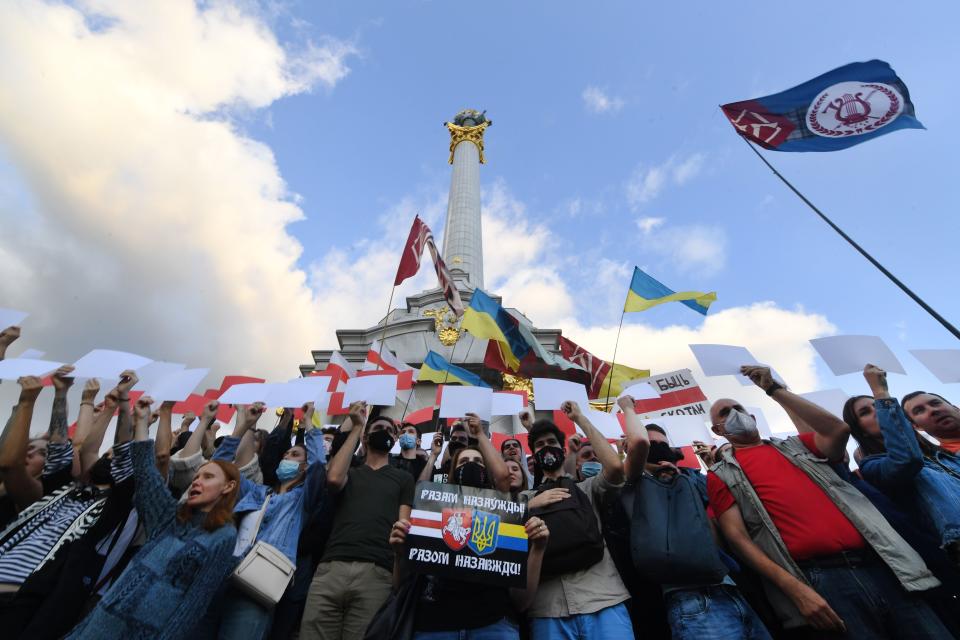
[631,368,711,419]
[407,481,528,587]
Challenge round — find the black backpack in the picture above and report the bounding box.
[529,477,605,578]
[621,472,728,585]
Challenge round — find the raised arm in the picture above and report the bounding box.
[131,395,177,537]
[0,325,20,361]
[619,395,650,482]
[419,429,443,482]
[46,366,75,444]
[261,408,294,487]
[327,402,367,491]
[155,401,175,477]
[73,378,100,451]
[78,386,117,476]
[113,370,138,445]
[741,365,850,462]
[563,400,624,484]
[716,503,845,633]
[232,403,266,469]
[178,400,219,458]
[0,377,44,508]
[858,364,924,486]
[466,413,510,493]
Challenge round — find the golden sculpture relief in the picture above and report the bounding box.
[501,373,534,401]
[423,306,463,346]
[446,121,490,164]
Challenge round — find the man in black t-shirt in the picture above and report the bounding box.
[299,402,415,640]
[390,422,427,481]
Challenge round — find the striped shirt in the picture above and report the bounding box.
[0,441,133,585]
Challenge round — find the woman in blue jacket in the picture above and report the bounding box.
[843,364,960,568]
[200,401,327,639]
[68,396,241,640]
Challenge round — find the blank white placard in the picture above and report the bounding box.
[809,335,905,376]
[532,378,589,411]
[910,349,960,384]
[0,308,28,330]
[584,410,623,439]
[689,344,761,377]
[439,386,493,421]
[147,368,210,402]
[491,392,525,416]
[70,349,154,379]
[343,374,398,406]
[799,389,851,417]
[651,415,712,447]
[0,358,65,380]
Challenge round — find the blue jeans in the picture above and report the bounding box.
[413,618,519,639]
[665,585,771,640]
[530,602,634,639]
[196,587,273,640]
[803,561,951,639]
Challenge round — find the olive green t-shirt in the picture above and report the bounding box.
[322,463,415,571]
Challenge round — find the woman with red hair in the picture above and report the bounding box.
[67,396,241,640]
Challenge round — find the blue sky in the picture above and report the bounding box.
[1,0,959,425]
[252,1,960,399]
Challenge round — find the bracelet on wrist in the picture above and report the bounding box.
[765,382,785,397]
[80,401,94,407]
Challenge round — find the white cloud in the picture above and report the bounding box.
[625,153,706,210]
[582,86,624,114]
[0,0,356,379]
[636,216,666,234]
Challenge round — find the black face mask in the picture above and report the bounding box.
[367,430,395,453]
[453,461,488,488]
[88,455,113,485]
[447,440,467,455]
[647,441,684,465]
[534,445,565,472]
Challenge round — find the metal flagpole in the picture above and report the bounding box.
[375,287,397,371]
[741,137,960,342]
[601,311,626,410]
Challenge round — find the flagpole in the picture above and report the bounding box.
[601,311,626,411]
[741,137,960,342]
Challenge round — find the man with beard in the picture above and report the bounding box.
[299,402,414,640]
[902,391,960,454]
[619,396,772,640]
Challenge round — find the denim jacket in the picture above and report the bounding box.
[860,398,960,547]
[214,429,326,564]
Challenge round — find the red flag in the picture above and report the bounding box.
[394,216,432,286]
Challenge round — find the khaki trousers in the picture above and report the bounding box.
[298,560,393,640]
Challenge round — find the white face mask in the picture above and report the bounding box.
[724,409,759,439]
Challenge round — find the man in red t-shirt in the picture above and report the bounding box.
[708,366,948,639]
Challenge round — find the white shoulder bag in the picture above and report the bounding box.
[232,494,296,608]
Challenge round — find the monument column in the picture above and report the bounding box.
[442,109,490,290]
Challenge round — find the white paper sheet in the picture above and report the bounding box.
[133,361,187,391]
[267,381,331,408]
[910,349,960,384]
[491,392,525,416]
[532,378,589,411]
[0,308,28,329]
[616,381,660,401]
[744,406,773,439]
[735,366,787,387]
[439,386,493,421]
[799,389,851,417]
[584,410,623,439]
[146,368,210,402]
[652,415,713,447]
[70,349,154,379]
[0,358,65,380]
[16,349,45,359]
[343,374,398,406]
[689,344,761,377]
[218,383,278,405]
[809,335,906,376]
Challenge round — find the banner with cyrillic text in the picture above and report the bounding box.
[407,481,528,587]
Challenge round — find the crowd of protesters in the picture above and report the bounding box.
[0,323,959,639]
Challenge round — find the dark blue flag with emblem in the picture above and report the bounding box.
[721,60,923,152]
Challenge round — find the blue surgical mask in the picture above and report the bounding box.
[276,460,302,482]
[398,433,418,450]
[580,461,602,478]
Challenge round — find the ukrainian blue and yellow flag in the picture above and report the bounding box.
[461,289,530,370]
[418,351,490,387]
[624,266,716,316]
